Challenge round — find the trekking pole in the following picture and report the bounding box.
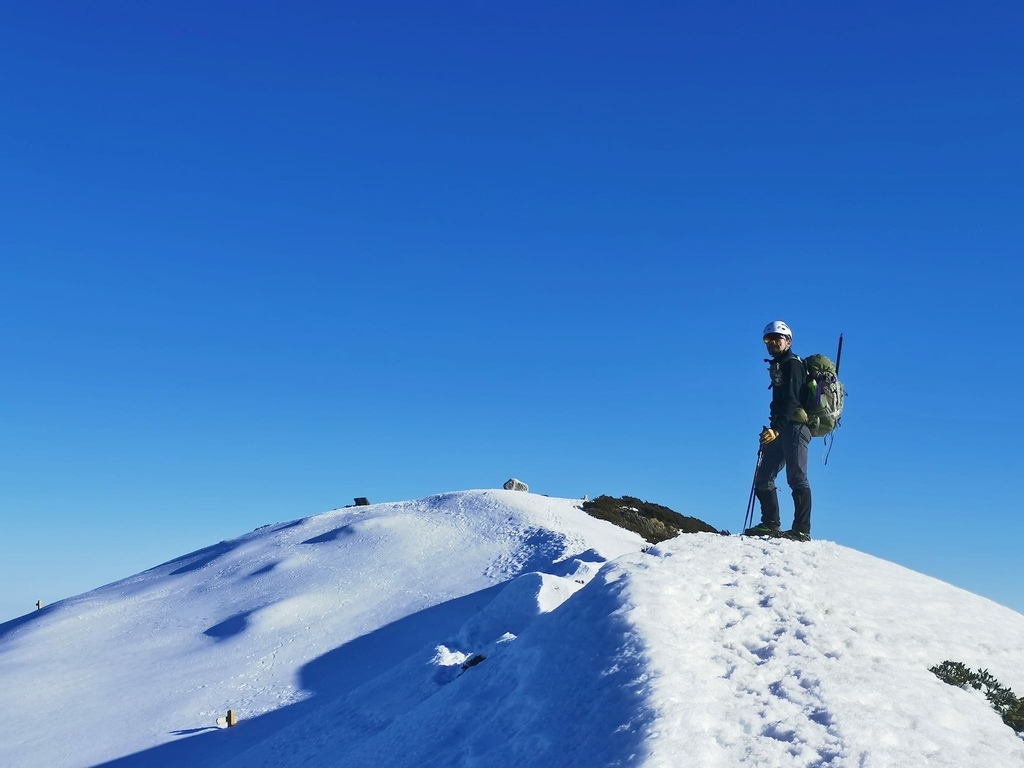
[743,447,764,533]
[835,333,844,375]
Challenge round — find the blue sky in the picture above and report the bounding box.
[2,1,1022,622]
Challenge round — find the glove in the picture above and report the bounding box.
[759,427,779,446]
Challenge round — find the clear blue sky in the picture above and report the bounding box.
[2,1,1022,622]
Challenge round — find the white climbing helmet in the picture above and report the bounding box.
[763,320,792,340]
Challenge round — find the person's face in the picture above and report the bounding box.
[764,333,791,355]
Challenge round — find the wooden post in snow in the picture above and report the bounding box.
[217,710,239,728]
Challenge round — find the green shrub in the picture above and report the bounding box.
[1005,698,1024,733]
[930,660,974,688]
[581,495,719,544]
[930,660,1023,734]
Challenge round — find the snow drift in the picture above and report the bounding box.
[1,490,1021,768]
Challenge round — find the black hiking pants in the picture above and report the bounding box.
[754,423,812,533]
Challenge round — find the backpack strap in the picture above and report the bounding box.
[765,353,802,389]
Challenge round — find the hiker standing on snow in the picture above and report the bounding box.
[744,321,813,542]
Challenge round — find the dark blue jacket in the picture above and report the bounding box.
[768,349,806,430]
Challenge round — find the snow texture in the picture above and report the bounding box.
[1,490,1021,768]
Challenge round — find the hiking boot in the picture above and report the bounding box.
[743,523,782,537]
[782,529,811,542]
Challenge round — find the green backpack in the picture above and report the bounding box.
[801,354,845,437]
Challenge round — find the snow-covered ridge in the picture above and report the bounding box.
[1,490,1022,767]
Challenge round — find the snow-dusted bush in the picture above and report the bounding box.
[930,660,1024,734]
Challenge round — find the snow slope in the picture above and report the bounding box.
[1,490,1022,768]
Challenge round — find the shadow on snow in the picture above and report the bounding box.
[86,552,653,768]
[87,585,505,768]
